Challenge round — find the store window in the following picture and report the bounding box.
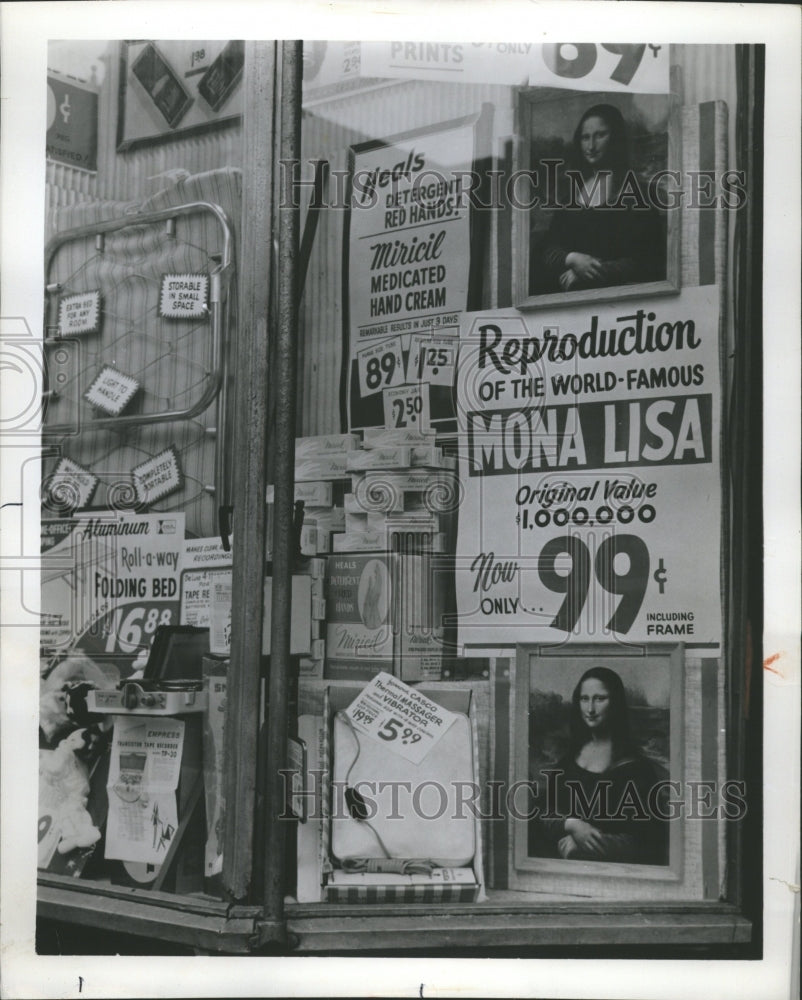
[30,36,766,958]
[286,39,756,937]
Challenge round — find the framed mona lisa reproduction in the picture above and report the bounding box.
[507,643,729,900]
[513,88,681,309]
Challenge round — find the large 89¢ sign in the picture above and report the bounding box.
[454,286,722,649]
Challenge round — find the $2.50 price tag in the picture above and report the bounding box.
[383,383,431,433]
[343,671,457,764]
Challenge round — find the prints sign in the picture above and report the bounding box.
[159,274,209,318]
[360,41,669,93]
[132,447,183,506]
[84,366,140,415]
[58,291,100,336]
[345,118,474,431]
[454,286,722,648]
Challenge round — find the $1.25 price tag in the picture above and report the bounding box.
[383,383,431,433]
[356,336,406,397]
[408,333,457,387]
[343,671,457,764]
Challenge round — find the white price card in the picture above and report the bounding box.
[382,383,431,433]
[85,365,140,415]
[408,333,458,387]
[58,290,101,336]
[132,446,183,505]
[356,336,406,397]
[343,671,457,764]
[159,274,209,318]
[48,457,98,510]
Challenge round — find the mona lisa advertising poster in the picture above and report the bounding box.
[0,2,799,999]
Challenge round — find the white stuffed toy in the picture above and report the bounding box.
[38,728,101,855]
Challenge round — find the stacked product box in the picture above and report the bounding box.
[326,429,457,682]
[208,567,325,677]
[265,434,359,674]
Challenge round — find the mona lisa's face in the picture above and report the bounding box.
[579,678,611,731]
[579,115,612,167]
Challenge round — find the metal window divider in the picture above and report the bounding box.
[251,38,303,953]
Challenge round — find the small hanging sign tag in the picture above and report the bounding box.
[58,290,101,336]
[132,446,183,506]
[84,365,141,416]
[159,273,209,318]
[47,457,98,511]
[343,671,457,764]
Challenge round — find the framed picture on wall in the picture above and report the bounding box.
[507,643,727,900]
[514,88,681,308]
[117,40,244,150]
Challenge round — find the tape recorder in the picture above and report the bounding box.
[87,625,210,715]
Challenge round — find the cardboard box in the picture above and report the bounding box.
[345,446,411,472]
[209,570,233,656]
[325,554,394,679]
[262,575,314,656]
[295,714,326,900]
[320,681,485,903]
[295,454,350,482]
[201,657,228,892]
[295,433,361,457]
[362,427,436,448]
[267,481,333,507]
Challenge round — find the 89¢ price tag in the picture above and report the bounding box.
[356,337,405,397]
[383,383,431,432]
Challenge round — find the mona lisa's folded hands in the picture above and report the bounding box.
[565,252,603,281]
[559,269,579,291]
[564,817,606,855]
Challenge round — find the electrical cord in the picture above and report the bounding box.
[335,711,437,876]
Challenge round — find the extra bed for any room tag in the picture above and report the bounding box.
[343,671,458,764]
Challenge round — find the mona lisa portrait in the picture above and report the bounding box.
[518,89,677,305]
[510,643,692,898]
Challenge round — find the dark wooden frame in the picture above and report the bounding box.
[513,86,682,310]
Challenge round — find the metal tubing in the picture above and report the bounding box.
[261,39,303,932]
[42,202,234,436]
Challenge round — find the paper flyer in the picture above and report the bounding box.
[455,286,722,648]
[180,536,233,627]
[343,671,458,764]
[40,512,185,673]
[105,716,185,865]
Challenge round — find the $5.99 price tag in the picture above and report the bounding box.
[356,336,406,397]
[343,671,457,764]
